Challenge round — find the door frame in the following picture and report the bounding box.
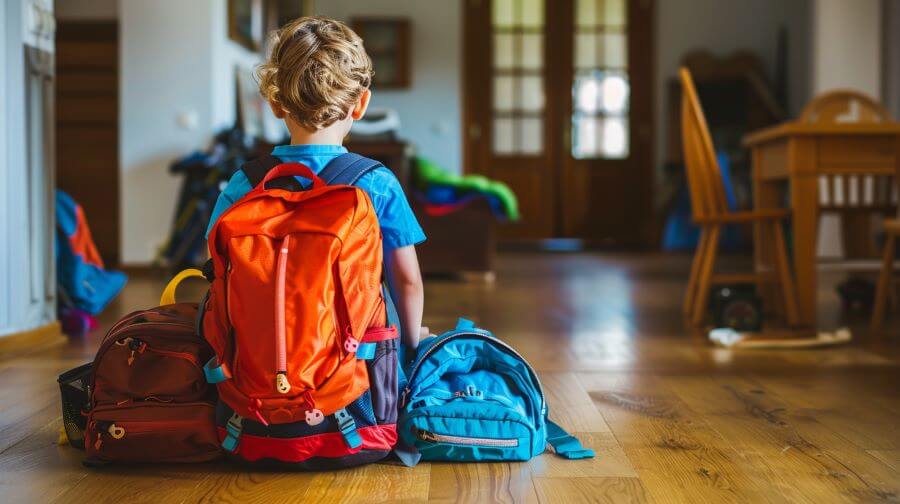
[461,0,657,246]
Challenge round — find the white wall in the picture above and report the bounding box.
[656,0,812,180]
[119,0,260,264]
[809,0,884,258]
[316,0,462,174]
[811,0,882,97]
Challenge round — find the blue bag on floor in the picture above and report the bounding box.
[395,319,594,465]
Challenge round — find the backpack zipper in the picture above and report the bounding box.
[416,429,519,448]
[274,235,292,394]
[116,337,200,368]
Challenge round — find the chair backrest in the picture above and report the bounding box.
[679,67,730,221]
[801,91,898,216]
[800,90,891,124]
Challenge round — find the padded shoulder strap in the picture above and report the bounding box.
[546,419,595,459]
[240,155,282,188]
[319,153,383,186]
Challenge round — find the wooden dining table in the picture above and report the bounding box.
[744,122,900,328]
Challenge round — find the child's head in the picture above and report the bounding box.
[257,16,372,135]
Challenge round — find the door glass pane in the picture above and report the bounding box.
[520,0,544,27]
[572,0,629,160]
[493,118,515,154]
[520,34,543,69]
[600,33,627,68]
[520,118,543,153]
[518,76,544,111]
[493,76,515,111]
[490,0,546,157]
[492,0,515,27]
[493,34,514,69]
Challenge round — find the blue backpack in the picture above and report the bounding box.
[395,319,594,465]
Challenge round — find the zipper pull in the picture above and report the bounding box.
[108,423,125,439]
[127,338,146,366]
[275,372,291,394]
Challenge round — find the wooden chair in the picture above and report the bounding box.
[679,68,799,328]
[871,219,900,332]
[801,90,897,258]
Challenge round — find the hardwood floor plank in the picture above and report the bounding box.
[533,477,648,504]
[427,462,536,503]
[527,432,635,479]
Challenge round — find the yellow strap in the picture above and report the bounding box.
[160,268,205,305]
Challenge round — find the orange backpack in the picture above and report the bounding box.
[201,156,400,467]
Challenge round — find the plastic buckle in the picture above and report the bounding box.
[203,357,230,384]
[355,342,376,360]
[222,413,243,452]
[334,408,362,449]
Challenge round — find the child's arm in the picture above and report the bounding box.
[385,245,424,349]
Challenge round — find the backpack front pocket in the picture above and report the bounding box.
[226,232,346,400]
[86,402,220,463]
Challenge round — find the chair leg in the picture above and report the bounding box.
[691,225,720,327]
[683,226,709,317]
[770,220,800,327]
[871,232,896,333]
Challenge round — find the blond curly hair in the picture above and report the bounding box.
[257,16,373,131]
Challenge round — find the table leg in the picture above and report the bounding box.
[753,149,782,321]
[791,173,819,327]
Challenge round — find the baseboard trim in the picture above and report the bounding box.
[0,321,65,357]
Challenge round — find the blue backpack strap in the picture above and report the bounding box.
[546,418,595,459]
[318,152,384,186]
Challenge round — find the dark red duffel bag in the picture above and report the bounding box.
[83,270,221,465]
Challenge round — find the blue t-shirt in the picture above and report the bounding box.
[205,144,426,253]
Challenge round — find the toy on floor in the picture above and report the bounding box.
[413,157,519,221]
[709,327,852,349]
[836,277,875,313]
[710,284,763,331]
[56,190,126,336]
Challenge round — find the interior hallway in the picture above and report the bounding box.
[1,252,898,502]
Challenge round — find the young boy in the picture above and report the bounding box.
[206,16,426,349]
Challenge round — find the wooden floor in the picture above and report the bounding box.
[1,252,898,503]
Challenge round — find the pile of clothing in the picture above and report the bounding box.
[412,157,519,221]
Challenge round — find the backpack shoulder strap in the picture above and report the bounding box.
[546,418,595,459]
[240,155,282,188]
[319,152,383,186]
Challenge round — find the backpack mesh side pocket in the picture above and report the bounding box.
[58,363,92,449]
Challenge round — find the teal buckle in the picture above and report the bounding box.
[334,408,362,449]
[355,342,376,360]
[203,357,229,384]
[222,413,242,452]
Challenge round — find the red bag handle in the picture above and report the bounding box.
[258,162,326,190]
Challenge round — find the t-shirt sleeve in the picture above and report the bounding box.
[205,170,252,239]
[363,168,426,252]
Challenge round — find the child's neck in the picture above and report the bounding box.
[288,121,349,146]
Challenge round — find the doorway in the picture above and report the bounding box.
[463,0,655,245]
[55,21,120,265]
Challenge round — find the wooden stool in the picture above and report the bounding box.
[679,68,799,328]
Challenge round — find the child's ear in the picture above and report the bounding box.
[350,89,371,120]
[268,100,287,119]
